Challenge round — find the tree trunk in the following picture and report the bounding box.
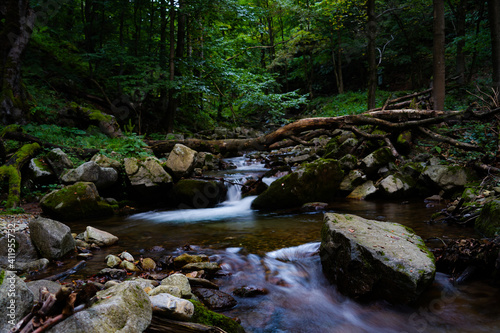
[0,0,36,124]
[165,0,177,133]
[488,0,500,92]
[433,0,446,110]
[455,0,467,85]
[366,0,377,110]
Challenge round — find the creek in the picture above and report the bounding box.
[60,155,500,333]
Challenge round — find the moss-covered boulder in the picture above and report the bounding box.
[171,179,226,209]
[124,156,173,202]
[251,159,344,210]
[320,213,436,304]
[360,147,395,174]
[190,300,245,333]
[476,200,500,237]
[377,173,415,198]
[346,180,378,200]
[419,164,477,195]
[40,182,114,221]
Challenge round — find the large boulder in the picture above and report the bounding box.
[47,281,152,333]
[0,270,34,332]
[0,232,39,270]
[346,180,378,200]
[360,147,395,174]
[252,159,344,210]
[320,213,436,304]
[171,179,227,209]
[45,148,74,176]
[475,200,500,237]
[419,164,477,195]
[40,182,115,221]
[61,161,118,190]
[124,156,173,201]
[29,217,76,260]
[377,173,415,198]
[165,144,197,179]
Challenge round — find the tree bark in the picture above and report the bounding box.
[366,0,377,110]
[0,0,36,124]
[433,0,446,110]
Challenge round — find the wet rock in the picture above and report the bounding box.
[148,285,182,298]
[346,180,378,200]
[174,253,209,268]
[119,260,140,272]
[85,226,118,246]
[0,270,34,333]
[61,161,118,190]
[252,158,344,210]
[165,144,197,179]
[161,273,193,299]
[190,300,245,333]
[40,182,114,221]
[320,213,436,304]
[150,293,195,321]
[301,202,329,212]
[105,254,122,268]
[232,286,269,297]
[98,268,128,280]
[182,262,220,274]
[192,287,237,311]
[475,200,500,237]
[141,258,157,270]
[29,217,76,260]
[46,281,152,333]
[171,179,226,209]
[188,277,219,290]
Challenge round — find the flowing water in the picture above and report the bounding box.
[57,155,500,333]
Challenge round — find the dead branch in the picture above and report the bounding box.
[417,126,482,151]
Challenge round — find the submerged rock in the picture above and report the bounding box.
[320,213,435,304]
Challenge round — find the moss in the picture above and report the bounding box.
[0,269,5,285]
[189,300,244,333]
[476,200,500,237]
[0,124,23,137]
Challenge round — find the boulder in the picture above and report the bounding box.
[0,232,39,270]
[475,200,500,237]
[339,154,358,171]
[150,293,195,321]
[45,148,74,176]
[346,180,378,200]
[165,144,198,179]
[29,217,76,260]
[40,182,114,221]
[61,161,118,190]
[190,300,245,333]
[161,273,193,299]
[149,285,182,298]
[171,179,226,209]
[361,147,395,174]
[192,287,237,311]
[252,159,344,210]
[84,226,119,246]
[174,253,209,268]
[26,280,62,300]
[28,158,55,184]
[46,281,152,333]
[91,154,121,169]
[320,213,436,304]
[195,152,219,171]
[325,138,358,159]
[0,270,34,332]
[378,173,415,198]
[419,164,476,195]
[339,170,366,194]
[124,156,173,201]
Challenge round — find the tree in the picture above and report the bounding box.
[366,0,377,110]
[0,0,36,124]
[433,0,446,110]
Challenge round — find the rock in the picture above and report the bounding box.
[361,147,395,174]
[252,159,344,210]
[301,202,329,212]
[26,280,62,300]
[195,152,219,171]
[419,164,477,195]
[61,161,118,190]
[148,285,182,298]
[124,157,173,201]
[187,277,220,290]
[232,286,268,297]
[106,254,122,268]
[118,251,135,261]
[28,158,55,184]
[120,261,140,271]
[171,179,226,209]
[0,232,39,271]
[150,293,195,321]
[190,300,245,333]
[339,170,366,194]
[16,259,50,272]
[141,258,156,270]
[29,217,76,260]
[91,154,121,169]
[192,287,237,311]
[181,262,220,274]
[320,213,436,304]
[0,270,34,333]
[339,154,358,171]
[378,173,414,198]
[475,200,500,237]
[85,226,119,246]
[165,144,197,179]
[346,180,378,200]
[46,281,152,333]
[161,273,193,299]
[174,253,209,268]
[45,148,74,176]
[98,268,128,280]
[127,278,156,291]
[40,182,114,221]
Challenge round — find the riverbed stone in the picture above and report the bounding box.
[0,270,34,333]
[0,232,39,271]
[61,161,118,190]
[174,253,209,268]
[40,182,114,221]
[149,285,182,298]
[361,147,395,174]
[45,148,74,176]
[339,170,366,194]
[26,279,62,300]
[181,262,221,274]
[84,226,119,246]
[475,200,500,237]
[161,273,193,299]
[346,180,377,200]
[319,213,436,304]
[29,217,76,260]
[106,254,122,268]
[378,173,414,198]
[171,179,227,209]
[124,156,173,201]
[192,287,237,311]
[46,281,152,333]
[419,164,477,195]
[150,293,195,321]
[252,158,344,210]
[165,143,197,179]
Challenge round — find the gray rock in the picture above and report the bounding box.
[192,287,237,311]
[0,232,39,271]
[161,273,193,299]
[28,158,55,184]
[124,157,173,201]
[61,161,118,190]
[46,148,74,176]
[165,144,197,179]
[148,285,182,298]
[378,173,414,198]
[340,170,366,193]
[0,270,34,332]
[105,254,122,268]
[361,147,395,174]
[29,217,76,260]
[320,213,436,304]
[419,165,476,194]
[16,259,50,273]
[150,293,195,321]
[46,281,152,333]
[346,180,378,200]
[91,154,121,169]
[26,280,62,300]
[85,226,118,246]
[181,262,220,274]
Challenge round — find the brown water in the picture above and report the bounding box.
[40,157,500,333]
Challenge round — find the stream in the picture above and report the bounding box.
[59,155,500,333]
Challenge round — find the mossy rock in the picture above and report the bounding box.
[171,179,226,209]
[40,182,114,221]
[475,200,500,237]
[252,158,344,210]
[189,300,245,333]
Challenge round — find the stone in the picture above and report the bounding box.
[28,158,55,184]
[339,170,366,193]
[40,182,114,221]
[0,232,39,271]
[320,213,436,304]
[361,147,395,174]
[475,200,500,237]
[91,154,121,169]
[174,253,209,268]
[16,259,50,272]
[29,217,76,260]
[124,157,173,201]
[171,179,227,209]
[252,158,344,210]
[419,165,477,195]
[161,273,193,299]
[106,254,122,268]
[0,270,34,333]
[118,251,134,262]
[141,258,156,270]
[45,148,74,176]
[378,173,414,198]
[165,144,197,179]
[46,281,152,333]
[148,285,182,298]
[120,261,140,271]
[127,278,155,291]
[339,154,358,171]
[192,287,237,311]
[346,180,378,200]
[61,161,118,190]
[150,293,195,321]
[181,262,220,274]
[26,280,62,300]
[85,226,118,246]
